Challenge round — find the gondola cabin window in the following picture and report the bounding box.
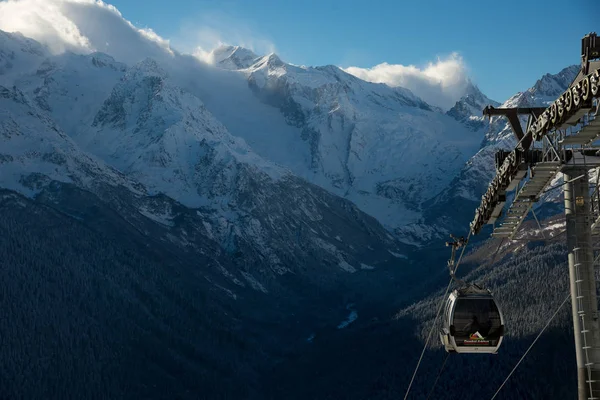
[453,298,502,347]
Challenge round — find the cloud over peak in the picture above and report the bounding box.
[0,0,174,64]
[342,53,472,111]
[0,0,276,68]
[174,12,276,66]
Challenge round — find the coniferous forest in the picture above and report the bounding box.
[0,184,585,399]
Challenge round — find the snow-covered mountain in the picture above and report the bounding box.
[207,46,486,232]
[211,45,261,70]
[0,30,409,292]
[0,30,48,80]
[1,16,581,253]
[84,57,285,207]
[1,0,504,246]
[0,23,522,254]
[446,81,501,132]
[0,84,141,197]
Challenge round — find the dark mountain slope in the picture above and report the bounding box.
[0,188,259,399]
[261,225,580,399]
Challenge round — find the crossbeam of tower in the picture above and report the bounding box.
[482,106,546,151]
[470,33,600,236]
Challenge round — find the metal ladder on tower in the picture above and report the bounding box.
[574,172,600,400]
[574,244,600,400]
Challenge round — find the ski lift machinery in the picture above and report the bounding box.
[439,235,505,354]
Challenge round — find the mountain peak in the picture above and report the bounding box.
[446,80,499,129]
[125,57,168,80]
[459,81,498,106]
[0,30,47,57]
[501,64,580,109]
[263,52,284,68]
[88,52,126,71]
[530,64,580,98]
[211,45,261,70]
[0,30,49,83]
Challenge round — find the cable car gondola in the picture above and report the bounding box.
[440,285,505,354]
[439,234,505,354]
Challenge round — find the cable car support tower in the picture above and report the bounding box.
[470,33,600,400]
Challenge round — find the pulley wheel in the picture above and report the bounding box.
[550,103,558,124]
[573,86,581,107]
[565,89,573,112]
[591,73,599,97]
[557,97,565,118]
[582,76,591,101]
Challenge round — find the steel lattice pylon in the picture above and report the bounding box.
[470,33,600,400]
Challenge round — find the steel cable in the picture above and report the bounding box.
[489,293,570,400]
[402,229,472,400]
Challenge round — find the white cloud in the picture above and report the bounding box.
[0,0,94,54]
[193,46,216,65]
[173,12,276,65]
[0,0,275,67]
[0,0,174,64]
[342,53,471,110]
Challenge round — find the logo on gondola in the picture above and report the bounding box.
[464,331,490,345]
